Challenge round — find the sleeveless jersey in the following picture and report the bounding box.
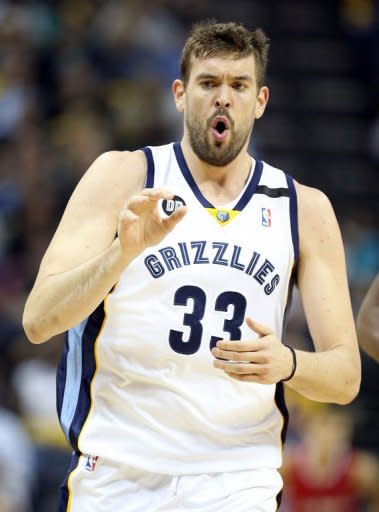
[57,142,299,475]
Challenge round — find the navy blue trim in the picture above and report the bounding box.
[56,334,69,419]
[286,175,299,264]
[67,302,105,451]
[276,489,283,510]
[173,142,213,208]
[234,160,263,211]
[275,382,289,447]
[173,141,262,212]
[274,381,289,510]
[282,272,296,337]
[56,451,80,512]
[275,271,297,509]
[142,147,155,188]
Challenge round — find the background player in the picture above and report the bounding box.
[281,405,379,511]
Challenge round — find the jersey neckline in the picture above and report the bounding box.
[173,141,263,212]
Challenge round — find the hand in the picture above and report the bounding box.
[211,317,293,384]
[118,188,187,261]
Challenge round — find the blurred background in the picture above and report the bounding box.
[0,0,378,510]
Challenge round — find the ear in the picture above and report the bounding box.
[172,79,185,113]
[255,86,269,119]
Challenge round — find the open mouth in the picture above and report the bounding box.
[210,116,230,141]
[215,120,226,134]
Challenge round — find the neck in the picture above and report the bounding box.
[179,136,254,206]
[179,135,253,187]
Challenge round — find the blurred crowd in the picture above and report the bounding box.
[0,1,378,510]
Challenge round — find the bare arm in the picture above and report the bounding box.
[286,183,361,403]
[357,273,379,362]
[22,150,187,343]
[212,183,360,404]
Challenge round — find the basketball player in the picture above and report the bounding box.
[357,273,379,362]
[281,406,379,512]
[22,21,361,512]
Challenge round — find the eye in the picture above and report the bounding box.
[232,82,246,91]
[200,81,215,89]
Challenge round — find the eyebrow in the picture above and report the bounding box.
[233,75,253,81]
[196,73,253,82]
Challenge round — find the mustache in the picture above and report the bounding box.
[207,108,234,127]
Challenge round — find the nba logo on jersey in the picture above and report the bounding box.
[85,454,99,472]
[261,208,271,227]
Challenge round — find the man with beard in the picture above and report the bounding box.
[23,20,360,512]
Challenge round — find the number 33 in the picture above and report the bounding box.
[169,285,247,355]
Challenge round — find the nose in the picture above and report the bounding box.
[215,84,231,109]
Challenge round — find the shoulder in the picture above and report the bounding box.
[259,163,335,222]
[85,149,147,187]
[293,180,342,256]
[294,180,337,228]
[259,160,289,187]
[57,149,149,228]
[294,180,334,215]
[72,149,147,207]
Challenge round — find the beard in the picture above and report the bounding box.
[186,109,251,167]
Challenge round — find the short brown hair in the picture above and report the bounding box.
[180,20,270,88]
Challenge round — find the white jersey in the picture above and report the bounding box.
[57,142,299,475]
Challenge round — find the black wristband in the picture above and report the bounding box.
[281,344,297,382]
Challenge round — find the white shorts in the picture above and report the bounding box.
[58,453,283,512]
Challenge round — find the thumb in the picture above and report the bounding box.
[245,317,273,337]
[162,204,187,230]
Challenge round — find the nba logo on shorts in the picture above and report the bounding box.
[261,208,271,227]
[85,454,99,472]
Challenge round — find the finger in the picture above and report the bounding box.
[226,372,265,383]
[245,317,273,337]
[213,359,264,375]
[125,188,176,212]
[140,188,175,200]
[214,339,263,351]
[119,209,138,226]
[125,194,162,215]
[161,204,187,229]
[211,347,268,364]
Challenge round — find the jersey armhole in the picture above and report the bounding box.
[285,174,299,267]
[141,147,155,188]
